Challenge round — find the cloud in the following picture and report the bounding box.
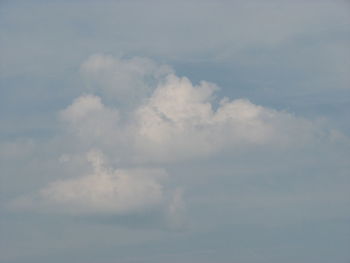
[134,74,322,161]
[11,150,169,215]
[1,2,349,261]
[62,56,327,162]
[9,55,347,220]
[80,54,173,108]
[59,94,124,149]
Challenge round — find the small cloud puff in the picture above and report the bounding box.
[80,54,173,108]
[60,95,122,148]
[11,150,168,215]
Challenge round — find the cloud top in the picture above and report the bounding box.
[80,54,173,107]
[65,57,324,162]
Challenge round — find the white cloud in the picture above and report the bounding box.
[60,94,110,122]
[9,55,345,218]
[11,150,168,215]
[60,56,328,163]
[133,74,322,161]
[59,94,124,148]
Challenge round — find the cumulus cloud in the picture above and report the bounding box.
[62,56,326,162]
[11,150,168,215]
[10,55,343,218]
[134,74,321,161]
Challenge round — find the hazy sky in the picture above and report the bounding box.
[1,1,350,263]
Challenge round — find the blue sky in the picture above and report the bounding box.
[1,1,350,263]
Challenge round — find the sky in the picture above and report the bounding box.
[0,1,350,262]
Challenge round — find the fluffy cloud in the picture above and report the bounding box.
[10,55,343,217]
[11,150,168,215]
[59,94,124,149]
[134,74,321,161]
[62,56,325,162]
